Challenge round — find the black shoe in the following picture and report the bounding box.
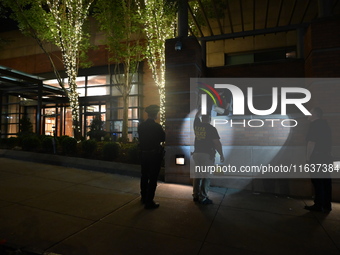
[304,204,323,212]
[145,201,160,210]
[193,197,199,203]
[323,207,332,213]
[200,198,213,205]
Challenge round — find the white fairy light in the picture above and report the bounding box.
[41,0,94,135]
[137,0,176,128]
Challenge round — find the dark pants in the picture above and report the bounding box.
[311,178,332,210]
[140,151,161,204]
[310,154,333,210]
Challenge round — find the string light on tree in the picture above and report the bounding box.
[137,0,176,129]
[45,0,93,137]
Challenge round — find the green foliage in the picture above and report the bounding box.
[0,138,6,149]
[61,137,78,156]
[18,116,33,137]
[2,0,45,38]
[81,139,97,157]
[102,142,120,161]
[58,135,70,143]
[1,134,141,165]
[136,0,177,128]
[117,136,130,143]
[2,0,93,50]
[126,142,140,164]
[94,0,146,141]
[21,135,41,152]
[0,137,19,149]
[9,137,19,148]
[87,116,107,141]
[94,0,145,65]
[17,116,34,149]
[3,0,94,138]
[103,133,112,142]
[119,142,140,164]
[188,0,226,34]
[42,136,57,153]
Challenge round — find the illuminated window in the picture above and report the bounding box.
[87,75,109,86]
[87,87,109,96]
[41,69,142,140]
[44,78,69,88]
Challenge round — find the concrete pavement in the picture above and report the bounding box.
[0,157,339,255]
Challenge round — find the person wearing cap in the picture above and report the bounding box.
[192,108,224,204]
[138,105,165,209]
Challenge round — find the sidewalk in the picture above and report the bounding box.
[0,157,339,255]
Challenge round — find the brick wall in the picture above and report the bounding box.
[0,45,109,74]
[204,59,308,147]
[164,18,340,191]
[304,16,340,147]
[141,63,159,120]
[305,17,340,78]
[164,37,205,183]
[165,37,205,146]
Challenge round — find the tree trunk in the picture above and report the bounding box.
[122,93,129,142]
[159,84,165,129]
[68,76,81,140]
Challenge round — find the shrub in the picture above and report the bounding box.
[87,116,107,141]
[0,138,8,149]
[126,143,140,164]
[102,142,120,161]
[94,141,105,159]
[0,137,19,149]
[81,139,97,158]
[21,135,41,152]
[119,142,140,164]
[56,135,68,152]
[117,136,129,143]
[61,137,77,156]
[103,133,112,142]
[8,137,20,148]
[58,135,69,143]
[42,136,57,153]
[18,116,33,138]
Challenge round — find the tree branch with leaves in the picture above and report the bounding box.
[4,0,93,139]
[137,0,177,129]
[95,0,145,142]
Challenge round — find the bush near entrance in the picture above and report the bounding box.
[0,134,140,164]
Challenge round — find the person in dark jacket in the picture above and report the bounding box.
[305,107,333,212]
[138,105,165,209]
[192,108,224,204]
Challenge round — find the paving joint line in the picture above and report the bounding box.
[197,187,228,255]
[41,196,140,254]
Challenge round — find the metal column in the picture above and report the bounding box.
[177,0,188,38]
[296,27,305,59]
[36,81,42,135]
[318,0,332,18]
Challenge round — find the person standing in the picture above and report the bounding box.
[138,105,165,209]
[305,107,333,212]
[192,108,224,204]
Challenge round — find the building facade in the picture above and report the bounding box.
[163,0,340,199]
[1,0,340,198]
[0,28,159,140]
